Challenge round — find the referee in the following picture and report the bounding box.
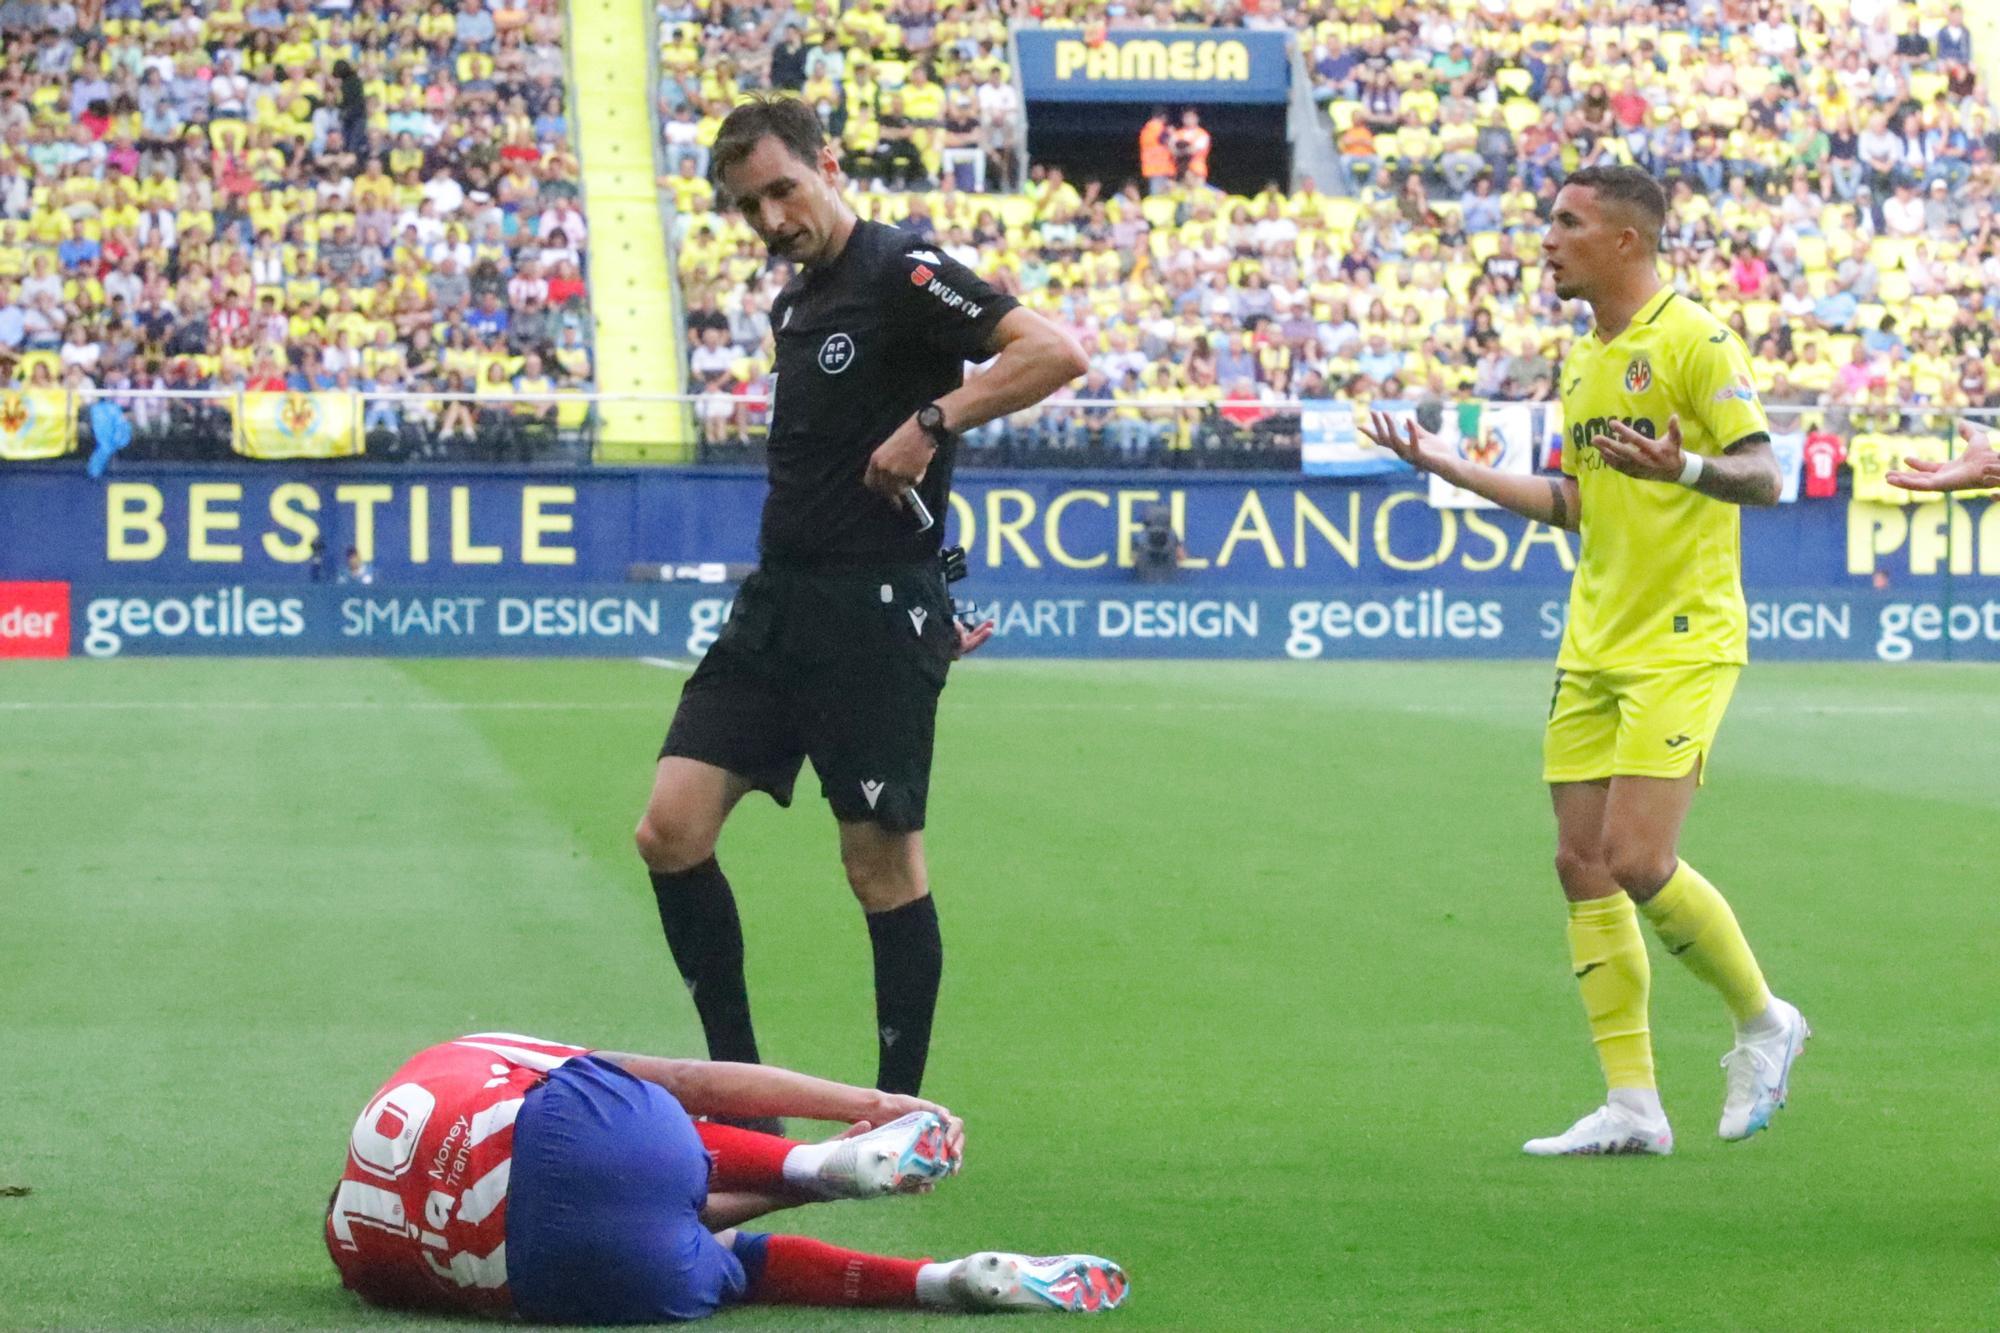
[635,95,1087,1099]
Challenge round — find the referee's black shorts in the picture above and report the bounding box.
[659,560,956,833]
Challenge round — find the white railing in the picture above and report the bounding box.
[5,387,1993,469]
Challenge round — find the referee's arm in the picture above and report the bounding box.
[864,308,1087,497]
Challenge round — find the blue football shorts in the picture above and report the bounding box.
[506,1055,749,1324]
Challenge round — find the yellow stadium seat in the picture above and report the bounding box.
[1503,100,1542,134]
[1875,270,1911,304]
[1469,232,1500,261]
[1741,301,1777,337]
[1870,236,1913,270]
[1495,67,1533,99]
[1328,101,1358,131]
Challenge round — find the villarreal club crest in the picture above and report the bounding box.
[1624,356,1653,394]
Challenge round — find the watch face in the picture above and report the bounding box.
[919,405,944,429]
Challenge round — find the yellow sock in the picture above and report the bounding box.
[1566,894,1654,1091]
[1638,860,1773,1025]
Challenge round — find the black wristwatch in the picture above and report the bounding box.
[916,402,956,451]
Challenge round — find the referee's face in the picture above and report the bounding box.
[723,135,844,267]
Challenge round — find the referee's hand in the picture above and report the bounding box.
[864,416,935,499]
[953,615,995,659]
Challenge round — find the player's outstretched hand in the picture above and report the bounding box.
[1888,420,2000,493]
[1591,412,1686,483]
[953,615,995,659]
[865,415,934,499]
[1356,410,1448,473]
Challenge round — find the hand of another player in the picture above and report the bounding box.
[1887,420,2000,492]
[1356,410,1448,474]
[1591,413,1686,483]
[952,616,995,659]
[864,417,934,499]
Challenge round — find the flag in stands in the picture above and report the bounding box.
[0,389,75,461]
[1430,404,1539,510]
[234,393,365,461]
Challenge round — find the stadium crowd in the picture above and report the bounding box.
[664,0,2000,472]
[0,0,597,460]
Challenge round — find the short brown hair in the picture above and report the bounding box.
[709,95,825,192]
[1561,165,1668,251]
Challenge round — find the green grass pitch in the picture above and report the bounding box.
[2,657,1996,1331]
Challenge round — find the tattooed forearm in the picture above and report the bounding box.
[1692,437,1782,507]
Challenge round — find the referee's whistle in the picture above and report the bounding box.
[902,488,935,534]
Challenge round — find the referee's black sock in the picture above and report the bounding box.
[651,858,761,1066]
[866,895,943,1096]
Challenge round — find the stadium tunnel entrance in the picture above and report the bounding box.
[1024,101,1290,199]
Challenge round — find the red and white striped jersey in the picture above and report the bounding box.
[325,1033,588,1315]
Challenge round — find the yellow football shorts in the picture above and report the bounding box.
[1541,663,1741,785]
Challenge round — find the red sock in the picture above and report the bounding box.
[744,1235,924,1307]
[693,1121,800,1193]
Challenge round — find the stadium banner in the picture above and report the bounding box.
[0,580,71,658]
[1015,29,1291,105]
[59,582,2000,663]
[1299,400,1411,478]
[1427,403,1537,509]
[4,466,2000,592]
[0,388,76,460]
[233,391,364,460]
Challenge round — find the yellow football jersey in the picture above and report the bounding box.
[1558,287,1769,671]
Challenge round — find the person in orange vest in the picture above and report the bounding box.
[1170,108,1210,185]
[1138,107,1174,193]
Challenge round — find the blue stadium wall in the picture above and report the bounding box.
[2,464,1997,662]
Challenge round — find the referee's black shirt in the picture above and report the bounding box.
[759,219,1018,565]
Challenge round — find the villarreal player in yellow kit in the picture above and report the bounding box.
[1362,167,1810,1157]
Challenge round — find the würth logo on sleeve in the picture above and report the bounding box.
[918,278,983,320]
[1623,356,1652,394]
[909,263,934,286]
[0,581,70,658]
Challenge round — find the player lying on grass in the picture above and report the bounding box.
[1887,420,2000,494]
[326,1034,1126,1322]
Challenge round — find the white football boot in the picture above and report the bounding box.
[801,1110,959,1198]
[947,1253,1129,1314]
[1718,998,1810,1141]
[1523,1103,1674,1156]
